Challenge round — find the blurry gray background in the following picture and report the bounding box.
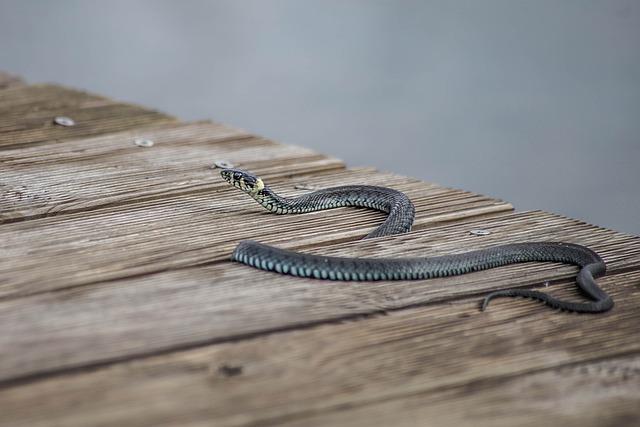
[2,0,639,235]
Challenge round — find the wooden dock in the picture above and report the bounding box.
[1,71,639,426]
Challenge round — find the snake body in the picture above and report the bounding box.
[221,168,613,313]
[221,168,414,238]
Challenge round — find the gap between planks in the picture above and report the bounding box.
[1,120,347,222]
[271,353,640,427]
[0,210,638,384]
[0,167,512,297]
[2,79,639,427]
[0,83,177,148]
[0,269,638,427]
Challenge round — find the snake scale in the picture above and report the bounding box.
[221,168,613,313]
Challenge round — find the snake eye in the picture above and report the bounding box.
[234,172,243,181]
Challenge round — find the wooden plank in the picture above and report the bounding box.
[0,168,512,298]
[0,84,176,148]
[1,211,637,383]
[0,121,344,222]
[275,354,640,427]
[0,71,26,89]
[3,78,638,427]
[0,269,637,426]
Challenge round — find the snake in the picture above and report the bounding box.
[220,168,613,313]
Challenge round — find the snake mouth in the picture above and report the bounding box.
[220,170,231,184]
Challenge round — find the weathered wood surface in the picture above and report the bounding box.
[2,270,639,427]
[1,209,639,385]
[0,83,176,148]
[1,77,639,426]
[0,72,25,89]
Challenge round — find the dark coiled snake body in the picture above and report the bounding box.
[221,168,613,313]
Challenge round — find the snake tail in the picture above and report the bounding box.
[232,240,613,313]
[221,168,613,314]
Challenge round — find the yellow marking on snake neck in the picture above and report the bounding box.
[250,177,265,193]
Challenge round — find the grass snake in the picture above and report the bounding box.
[221,168,613,313]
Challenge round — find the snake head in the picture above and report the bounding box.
[220,168,265,194]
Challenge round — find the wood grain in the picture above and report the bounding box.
[0,269,637,426]
[276,354,640,427]
[2,79,639,427]
[0,121,344,222]
[0,167,512,298]
[1,210,637,384]
[0,71,25,89]
[0,84,176,148]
